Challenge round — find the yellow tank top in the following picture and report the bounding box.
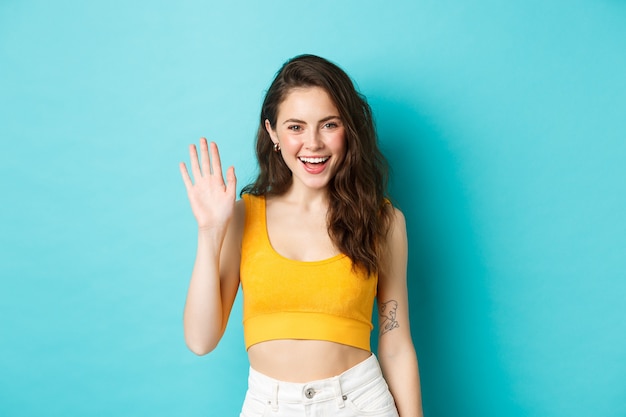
[240,193,377,351]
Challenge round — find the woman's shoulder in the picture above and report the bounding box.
[235,192,267,226]
[226,198,247,238]
[237,193,265,210]
[381,198,404,224]
[389,204,405,221]
[240,192,266,203]
[384,203,407,242]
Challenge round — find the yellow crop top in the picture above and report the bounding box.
[240,193,378,351]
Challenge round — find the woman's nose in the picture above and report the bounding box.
[304,130,322,150]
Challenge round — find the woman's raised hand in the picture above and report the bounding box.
[179,138,237,232]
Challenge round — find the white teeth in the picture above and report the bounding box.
[299,156,329,164]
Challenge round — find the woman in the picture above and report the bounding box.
[180,54,423,417]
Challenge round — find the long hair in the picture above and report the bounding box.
[241,54,393,275]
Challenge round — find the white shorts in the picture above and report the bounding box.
[240,354,399,417]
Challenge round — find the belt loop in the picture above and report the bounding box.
[271,382,279,412]
[332,376,346,409]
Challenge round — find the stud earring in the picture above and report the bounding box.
[273,142,281,152]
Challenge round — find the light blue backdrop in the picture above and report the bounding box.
[1,1,624,416]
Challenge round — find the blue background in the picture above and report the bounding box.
[1,1,625,416]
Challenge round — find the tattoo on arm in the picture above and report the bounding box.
[379,300,399,336]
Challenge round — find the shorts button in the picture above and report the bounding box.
[305,387,315,399]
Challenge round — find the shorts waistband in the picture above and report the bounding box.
[246,354,382,405]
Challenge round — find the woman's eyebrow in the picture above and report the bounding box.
[281,115,341,125]
[319,115,341,123]
[282,118,307,125]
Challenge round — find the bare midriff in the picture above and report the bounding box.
[247,339,372,382]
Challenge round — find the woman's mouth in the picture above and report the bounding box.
[298,156,330,174]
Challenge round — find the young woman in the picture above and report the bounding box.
[180,54,423,417]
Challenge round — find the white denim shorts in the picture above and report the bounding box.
[240,354,399,417]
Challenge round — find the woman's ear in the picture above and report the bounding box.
[265,119,278,143]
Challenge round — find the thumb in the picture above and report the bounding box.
[226,166,237,196]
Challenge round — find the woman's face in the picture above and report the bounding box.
[265,86,346,193]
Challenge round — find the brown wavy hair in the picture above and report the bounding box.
[241,54,393,275]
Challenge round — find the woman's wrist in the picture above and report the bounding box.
[196,226,227,252]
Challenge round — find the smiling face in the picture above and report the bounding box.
[265,86,346,194]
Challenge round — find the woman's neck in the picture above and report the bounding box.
[277,185,330,212]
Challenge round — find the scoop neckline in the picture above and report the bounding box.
[258,194,346,265]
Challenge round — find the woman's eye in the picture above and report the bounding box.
[288,125,302,131]
[324,122,338,129]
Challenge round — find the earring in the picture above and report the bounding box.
[273,142,281,152]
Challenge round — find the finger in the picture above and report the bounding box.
[199,137,211,177]
[179,162,193,189]
[189,143,202,179]
[225,166,237,198]
[209,141,224,181]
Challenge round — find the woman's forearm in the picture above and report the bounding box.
[379,348,423,417]
[183,228,228,355]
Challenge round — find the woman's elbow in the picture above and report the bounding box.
[185,337,218,356]
[183,317,224,355]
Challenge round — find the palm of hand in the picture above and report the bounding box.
[179,138,237,231]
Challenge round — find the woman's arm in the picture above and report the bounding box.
[377,208,424,417]
[179,138,242,355]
